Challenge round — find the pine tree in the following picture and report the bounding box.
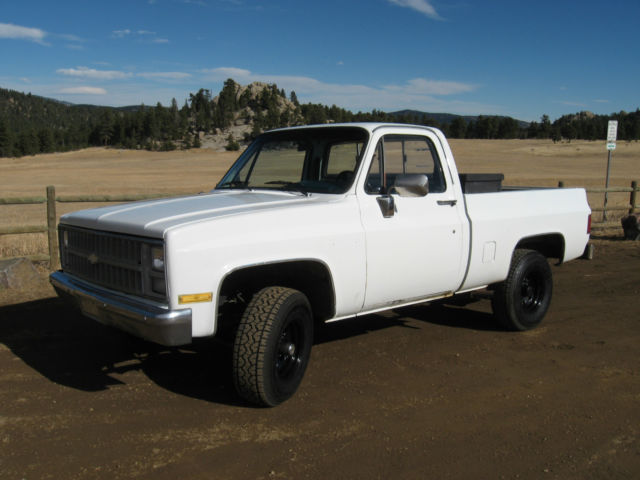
[182,132,192,150]
[38,128,55,152]
[0,118,12,157]
[538,115,552,139]
[225,134,240,151]
[449,117,467,138]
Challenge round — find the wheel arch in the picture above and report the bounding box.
[515,233,566,263]
[217,259,336,328]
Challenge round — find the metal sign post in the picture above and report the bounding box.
[603,120,618,221]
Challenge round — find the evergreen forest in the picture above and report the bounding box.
[1,80,639,158]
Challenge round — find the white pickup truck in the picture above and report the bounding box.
[50,123,591,406]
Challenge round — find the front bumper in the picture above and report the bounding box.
[50,271,192,346]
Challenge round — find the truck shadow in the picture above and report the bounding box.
[313,303,500,346]
[0,297,499,407]
[0,297,241,405]
[394,302,502,332]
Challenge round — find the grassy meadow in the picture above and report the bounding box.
[1,139,639,259]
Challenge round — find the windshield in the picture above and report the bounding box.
[216,126,369,194]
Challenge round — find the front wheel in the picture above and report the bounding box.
[233,287,313,406]
[491,249,553,331]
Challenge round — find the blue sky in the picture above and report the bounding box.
[1,0,638,121]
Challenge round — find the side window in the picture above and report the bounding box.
[365,134,446,194]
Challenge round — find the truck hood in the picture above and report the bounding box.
[59,190,322,238]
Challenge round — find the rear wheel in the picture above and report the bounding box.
[232,286,313,406]
[491,249,552,331]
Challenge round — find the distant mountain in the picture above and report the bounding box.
[389,109,529,128]
[59,103,142,112]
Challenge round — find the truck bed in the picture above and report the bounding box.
[460,186,591,290]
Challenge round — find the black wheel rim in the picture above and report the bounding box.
[520,269,545,312]
[274,310,306,382]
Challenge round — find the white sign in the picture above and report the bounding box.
[607,120,618,143]
[607,142,617,151]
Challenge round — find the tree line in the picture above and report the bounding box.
[1,82,639,158]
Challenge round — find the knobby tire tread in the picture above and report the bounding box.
[233,286,296,406]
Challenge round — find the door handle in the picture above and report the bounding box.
[437,199,457,207]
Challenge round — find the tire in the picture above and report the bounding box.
[232,286,313,407]
[491,249,553,331]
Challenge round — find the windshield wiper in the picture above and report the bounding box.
[263,181,309,196]
[218,180,251,190]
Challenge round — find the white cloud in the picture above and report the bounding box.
[57,66,191,83]
[0,22,48,44]
[394,78,476,95]
[388,0,442,20]
[112,28,168,43]
[203,68,371,96]
[58,33,84,43]
[203,67,475,97]
[137,71,192,80]
[58,86,107,95]
[57,66,132,80]
[112,29,132,38]
[203,67,252,79]
[201,67,489,115]
[559,101,588,108]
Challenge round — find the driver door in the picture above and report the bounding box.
[358,132,467,310]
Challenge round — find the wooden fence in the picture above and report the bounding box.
[0,186,189,269]
[562,180,639,229]
[1,182,638,269]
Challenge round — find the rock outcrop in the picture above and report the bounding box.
[202,81,302,151]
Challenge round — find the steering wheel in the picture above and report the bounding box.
[336,170,354,185]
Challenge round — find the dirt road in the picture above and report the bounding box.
[1,238,639,479]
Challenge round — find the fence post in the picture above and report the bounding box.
[558,181,564,188]
[631,181,638,215]
[46,185,59,271]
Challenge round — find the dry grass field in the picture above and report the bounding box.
[1,139,639,259]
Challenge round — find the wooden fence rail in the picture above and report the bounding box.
[560,180,638,229]
[0,186,191,269]
[1,182,638,268]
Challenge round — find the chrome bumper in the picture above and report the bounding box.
[50,271,192,346]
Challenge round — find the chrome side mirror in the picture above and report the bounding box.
[376,195,395,218]
[390,174,429,197]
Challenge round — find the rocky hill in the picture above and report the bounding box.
[201,81,303,150]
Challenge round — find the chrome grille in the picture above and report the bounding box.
[59,226,166,301]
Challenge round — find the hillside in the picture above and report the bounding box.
[389,110,529,129]
[1,81,639,158]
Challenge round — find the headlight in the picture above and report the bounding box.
[151,246,165,271]
[147,244,167,298]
